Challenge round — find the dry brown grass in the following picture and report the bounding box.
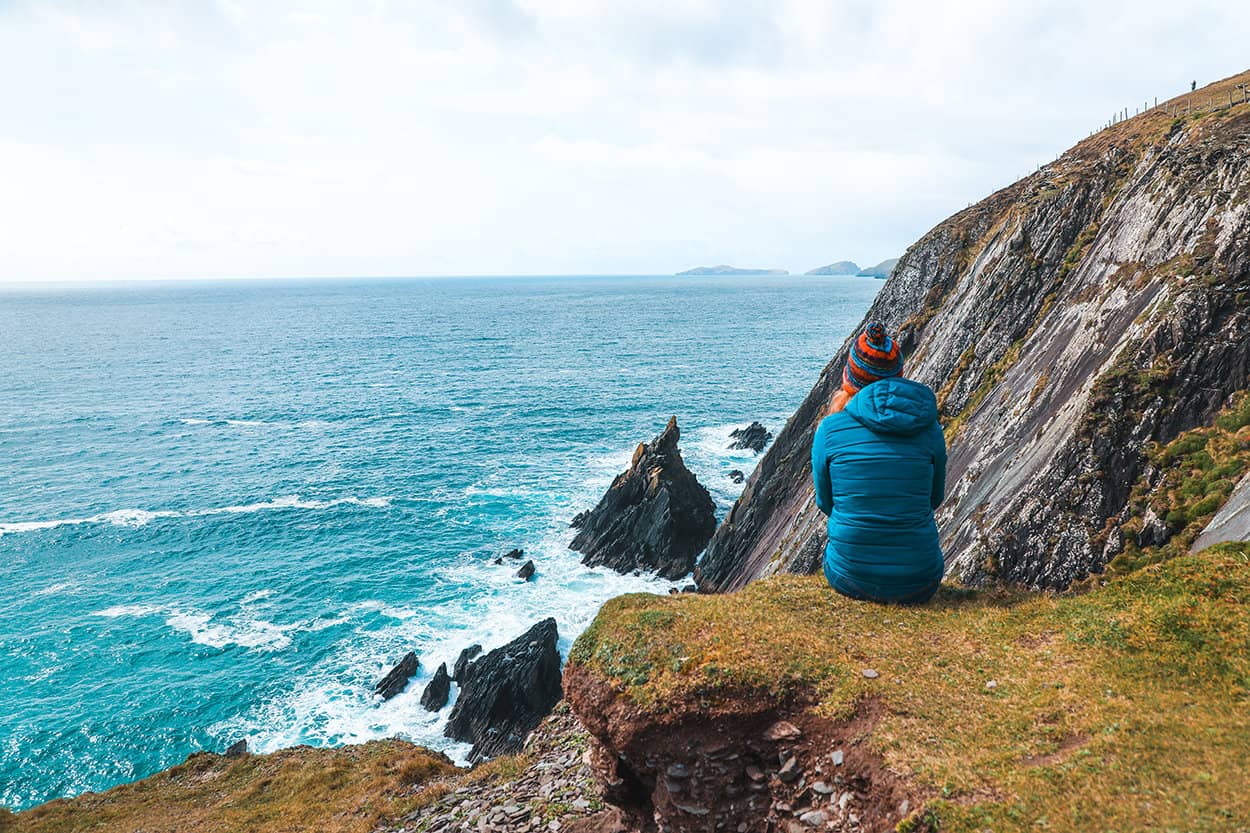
[3,740,458,833]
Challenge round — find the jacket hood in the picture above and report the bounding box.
[843,378,938,436]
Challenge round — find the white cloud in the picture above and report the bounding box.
[0,0,1246,281]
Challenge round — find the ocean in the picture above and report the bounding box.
[0,274,878,810]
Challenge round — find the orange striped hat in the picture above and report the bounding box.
[842,322,903,395]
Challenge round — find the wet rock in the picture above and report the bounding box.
[570,510,590,529]
[729,469,746,484]
[444,618,562,762]
[569,417,717,580]
[421,662,452,711]
[224,739,248,758]
[503,548,525,560]
[517,560,537,581]
[666,762,691,779]
[452,644,482,683]
[728,422,773,453]
[375,651,419,700]
[745,764,765,782]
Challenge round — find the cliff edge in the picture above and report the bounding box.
[568,542,1250,832]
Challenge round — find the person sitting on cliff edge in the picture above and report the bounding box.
[812,322,946,604]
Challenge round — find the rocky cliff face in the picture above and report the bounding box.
[698,71,1250,592]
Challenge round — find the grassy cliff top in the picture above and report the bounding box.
[1,740,461,833]
[569,544,1250,832]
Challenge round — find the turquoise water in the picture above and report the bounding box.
[0,275,878,810]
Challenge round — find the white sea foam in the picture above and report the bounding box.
[0,494,392,536]
[206,420,763,764]
[94,601,295,652]
[212,444,679,763]
[31,581,79,597]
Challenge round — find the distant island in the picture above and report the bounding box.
[804,260,860,275]
[676,265,789,276]
[856,257,899,278]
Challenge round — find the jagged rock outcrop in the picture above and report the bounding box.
[420,663,451,711]
[452,644,482,683]
[375,651,419,700]
[516,559,536,581]
[697,71,1250,592]
[570,417,717,580]
[728,421,772,453]
[444,619,562,762]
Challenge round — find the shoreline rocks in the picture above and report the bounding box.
[452,644,482,683]
[375,651,419,700]
[420,663,451,711]
[444,618,563,762]
[728,421,772,453]
[570,417,716,580]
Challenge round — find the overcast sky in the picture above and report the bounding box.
[1,1,1245,282]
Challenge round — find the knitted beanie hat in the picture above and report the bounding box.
[842,322,903,395]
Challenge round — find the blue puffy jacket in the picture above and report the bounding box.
[811,378,946,603]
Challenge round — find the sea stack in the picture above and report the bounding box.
[443,618,563,762]
[570,417,717,580]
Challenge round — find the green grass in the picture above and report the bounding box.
[569,544,1250,832]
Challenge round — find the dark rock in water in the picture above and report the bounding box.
[570,417,717,580]
[728,422,772,453]
[494,548,524,564]
[452,644,483,683]
[375,651,419,700]
[729,469,746,484]
[420,663,451,711]
[517,559,536,581]
[224,739,248,758]
[444,618,562,762]
[682,583,698,594]
[570,510,590,529]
